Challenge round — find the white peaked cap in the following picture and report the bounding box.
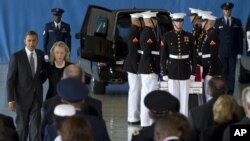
[171,13,186,20]
[198,11,212,17]
[202,14,217,20]
[54,104,76,117]
[130,13,142,18]
[142,11,158,19]
[189,8,201,14]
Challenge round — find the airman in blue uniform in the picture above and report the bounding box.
[43,8,71,57]
[215,2,243,94]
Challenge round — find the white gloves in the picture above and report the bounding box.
[237,54,241,59]
[190,75,195,81]
[44,55,49,62]
[247,31,250,51]
[163,75,168,81]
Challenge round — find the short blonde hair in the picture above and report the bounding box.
[49,41,70,64]
[213,95,240,124]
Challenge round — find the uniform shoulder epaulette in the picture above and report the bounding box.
[132,130,140,136]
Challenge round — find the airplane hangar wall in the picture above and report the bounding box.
[0,0,248,63]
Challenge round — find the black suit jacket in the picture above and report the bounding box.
[189,98,217,141]
[131,124,154,141]
[0,113,15,130]
[215,17,243,58]
[7,49,46,110]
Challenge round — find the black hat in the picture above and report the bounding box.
[144,90,180,115]
[51,8,64,15]
[220,2,234,10]
[57,78,89,103]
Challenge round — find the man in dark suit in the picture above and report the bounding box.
[7,31,46,141]
[43,8,71,58]
[41,64,102,140]
[215,2,243,95]
[189,76,228,141]
[131,90,180,141]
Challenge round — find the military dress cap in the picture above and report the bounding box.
[57,78,89,103]
[130,13,142,18]
[221,2,234,10]
[51,8,64,15]
[141,11,158,19]
[171,13,186,21]
[144,90,180,115]
[54,104,76,117]
[197,11,212,18]
[189,8,201,15]
[202,14,217,21]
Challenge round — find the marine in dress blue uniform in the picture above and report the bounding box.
[160,13,197,116]
[43,8,71,56]
[124,13,142,124]
[215,2,243,94]
[138,11,160,127]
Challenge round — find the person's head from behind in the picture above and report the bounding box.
[130,13,142,27]
[61,115,94,141]
[49,41,70,65]
[154,112,192,141]
[144,90,180,120]
[53,104,76,131]
[57,78,89,108]
[63,64,85,82]
[207,76,227,98]
[241,86,250,117]
[213,95,240,124]
[24,31,38,51]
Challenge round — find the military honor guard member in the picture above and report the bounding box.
[215,2,243,95]
[200,14,221,101]
[124,13,143,125]
[160,13,197,116]
[43,8,71,58]
[138,11,160,127]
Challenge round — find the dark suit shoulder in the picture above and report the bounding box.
[131,126,154,141]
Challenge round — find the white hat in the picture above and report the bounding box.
[130,13,142,18]
[189,8,201,14]
[142,11,158,19]
[171,13,186,20]
[202,14,217,20]
[197,11,212,17]
[54,104,76,117]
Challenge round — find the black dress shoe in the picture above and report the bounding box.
[128,121,140,125]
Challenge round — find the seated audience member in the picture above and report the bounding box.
[200,95,241,141]
[41,64,102,139]
[44,104,76,141]
[131,90,180,141]
[56,78,110,141]
[45,41,72,100]
[222,86,250,141]
[61,115,94,141]
[189,76,227,141]
[154,112,192,141]
[0,118,19,141]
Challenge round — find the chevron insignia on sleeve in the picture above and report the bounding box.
[132,37,139,43]
[147,38,153,44]
[210,40,216,46]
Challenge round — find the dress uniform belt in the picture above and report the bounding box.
[169,54,189,59]
[202,54,211,58]
[137,50,160,55]
[198,52,202,56]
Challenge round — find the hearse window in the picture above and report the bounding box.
[95,16,108,35]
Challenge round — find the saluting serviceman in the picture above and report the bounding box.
[43,8,71,58]
[124,13,143,125]
[215,2,243,95]
[160,13,197,116]
[200,14,221,101]
[138,11,159,127]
